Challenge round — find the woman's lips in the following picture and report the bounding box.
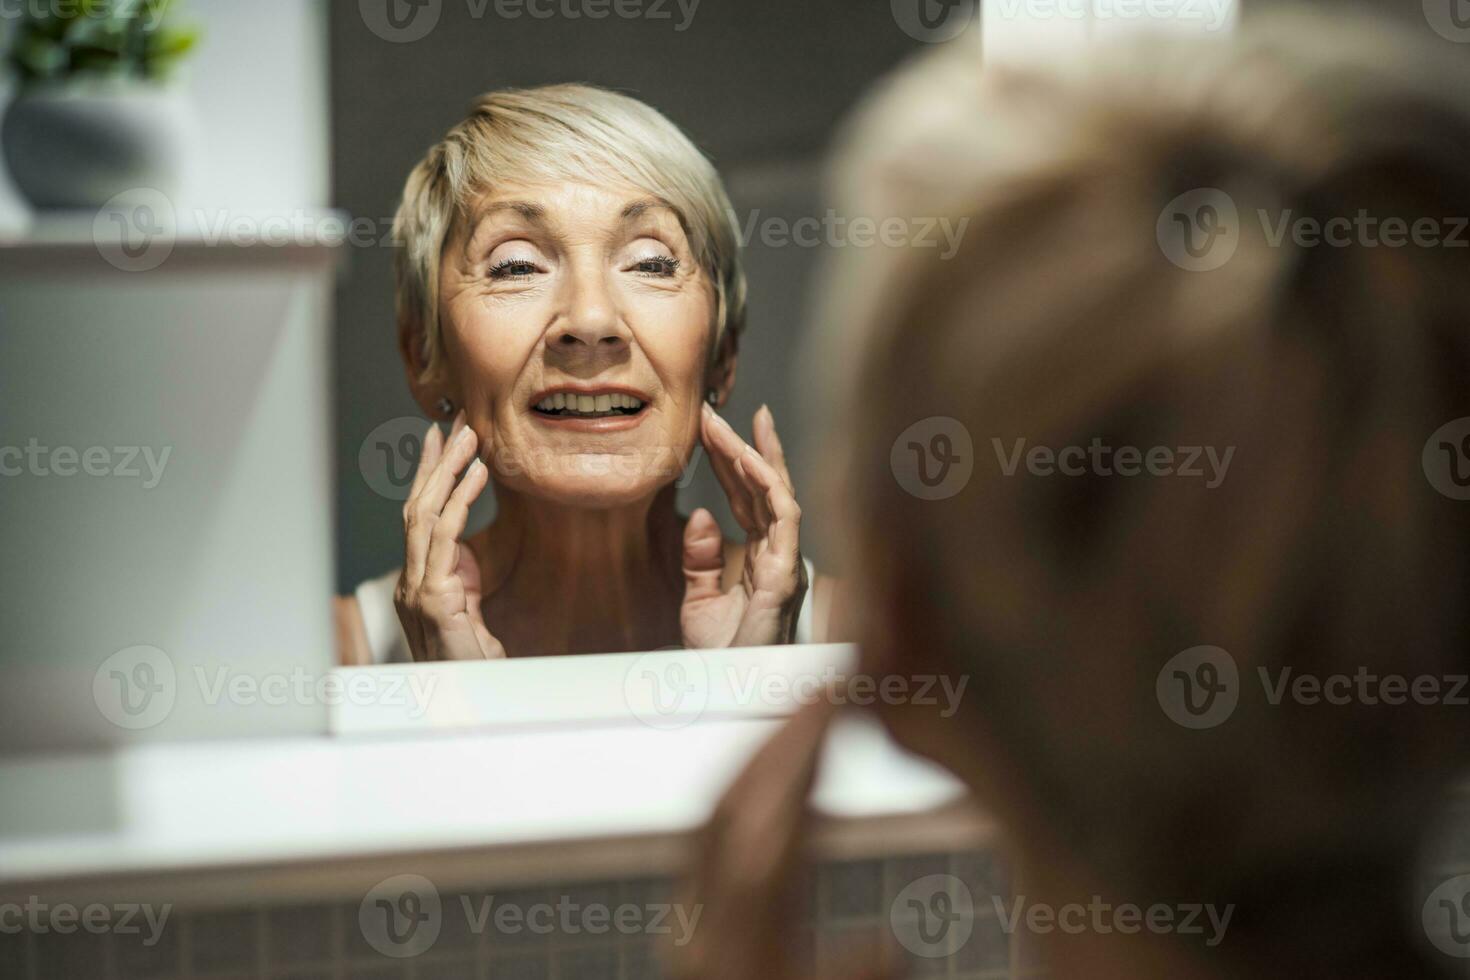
[530,410,649,433]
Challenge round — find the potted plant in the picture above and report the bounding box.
[2,0,201,209]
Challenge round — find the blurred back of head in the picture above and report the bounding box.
[815,8,1470,972]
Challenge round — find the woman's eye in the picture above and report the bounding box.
[489,258,540,280]
[630,255,681,278]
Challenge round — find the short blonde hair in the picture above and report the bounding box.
[820,10,1470,968]
[393,83,747,380]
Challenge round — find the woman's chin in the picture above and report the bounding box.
[506,470,677,509]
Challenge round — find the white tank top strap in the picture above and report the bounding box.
[353,556,819,664]
[794,556,817,645]
[353,568,412,664]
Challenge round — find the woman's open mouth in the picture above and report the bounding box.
[528,387,652,431]
[532,391,646,419]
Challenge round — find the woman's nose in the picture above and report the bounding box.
[547,271,630,353]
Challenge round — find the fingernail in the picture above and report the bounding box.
[469,458,487,475]
[455,424,476,448]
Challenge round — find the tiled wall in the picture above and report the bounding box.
[0,850,1019,980]
[8,793,1470,980]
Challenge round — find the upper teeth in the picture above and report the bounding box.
[536,393,644,413]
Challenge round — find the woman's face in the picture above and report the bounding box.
[435,180,719,507]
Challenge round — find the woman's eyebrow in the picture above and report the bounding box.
[621,198,679,222]
[478,200,546,222]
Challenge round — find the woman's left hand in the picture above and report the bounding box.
[681,403,808,648]
[674,697,903,980]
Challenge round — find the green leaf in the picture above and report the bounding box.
[147,25,198,60]
[12,35,68,79]
[5,0,201,82]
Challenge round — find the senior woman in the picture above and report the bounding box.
[680,10,1470,980]
[336,84,835,663]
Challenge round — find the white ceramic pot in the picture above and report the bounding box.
[2,80,194,210]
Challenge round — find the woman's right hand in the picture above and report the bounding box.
[394,412,506,661]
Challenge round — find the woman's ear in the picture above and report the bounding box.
[706,327,739,407]
[397,315,452,418]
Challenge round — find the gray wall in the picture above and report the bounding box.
[328,0,934,590]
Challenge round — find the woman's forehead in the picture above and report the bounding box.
[465,181,686,228]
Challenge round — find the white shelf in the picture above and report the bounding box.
[0,207,349,276]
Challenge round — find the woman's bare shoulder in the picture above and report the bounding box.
[333,594,373,666]
[810,573,845,644]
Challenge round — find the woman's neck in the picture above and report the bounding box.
[473,483,690,655]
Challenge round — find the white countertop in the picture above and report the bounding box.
[0,648,983,908]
